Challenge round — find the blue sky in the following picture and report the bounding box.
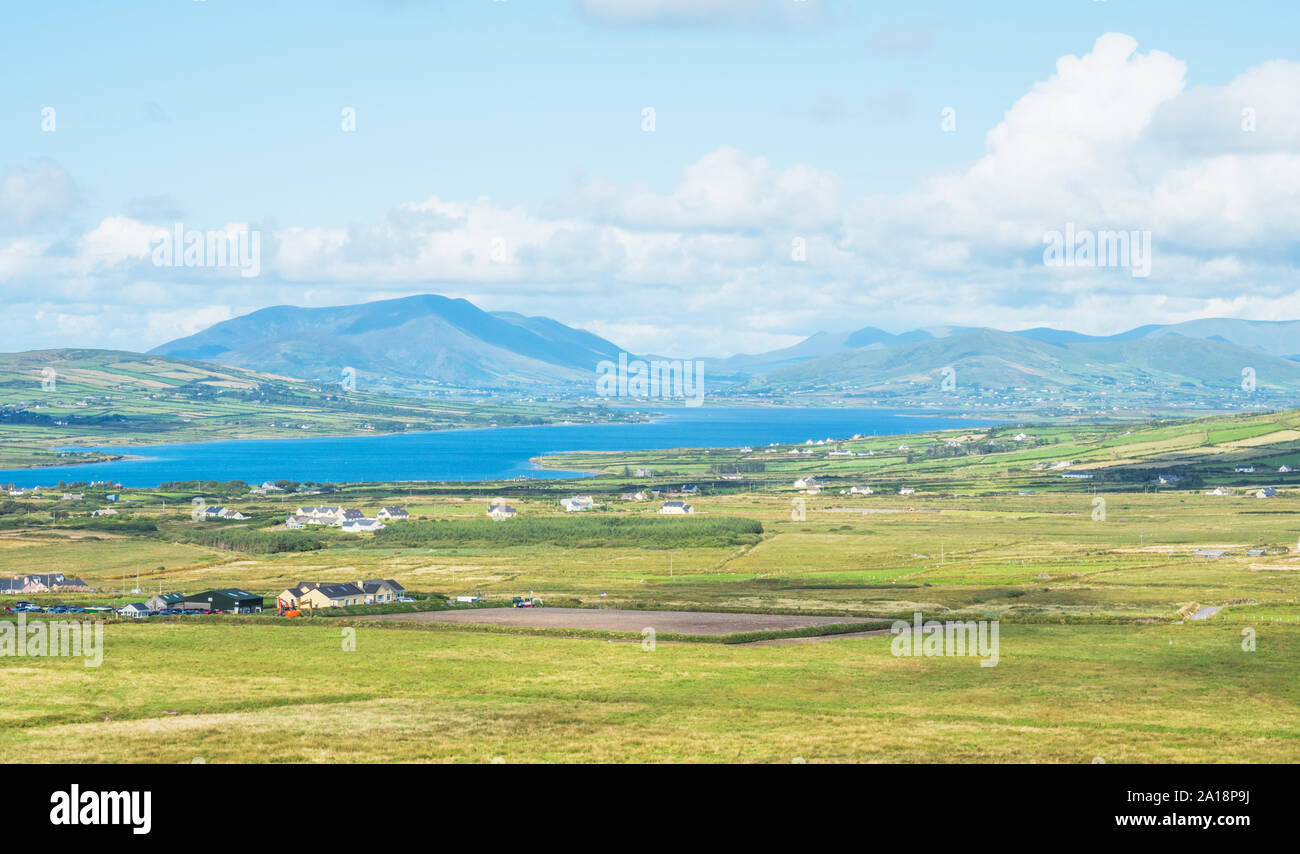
[3,0,1299,356]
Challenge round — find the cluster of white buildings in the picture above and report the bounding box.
[562,493,695,515]
[199,506,249,520]
[286,505,410,532]
[1206,486,1279,499]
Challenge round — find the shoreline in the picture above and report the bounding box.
[0,403,1231,485]
[0,410,659,474]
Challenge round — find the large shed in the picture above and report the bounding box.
[183,589,264,613]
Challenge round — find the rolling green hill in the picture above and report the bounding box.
[738,329,1300,411]
[0,349,625,469]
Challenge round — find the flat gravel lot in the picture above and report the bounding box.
[371,607,875,635]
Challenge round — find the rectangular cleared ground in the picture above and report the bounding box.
[370,606,875,635]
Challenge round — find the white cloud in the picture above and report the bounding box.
[78,216,158,270]
[553,146,841,232]
[1150,60,1300,155]
[0,162,79,231]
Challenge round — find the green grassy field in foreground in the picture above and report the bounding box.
[1,621,1294,763]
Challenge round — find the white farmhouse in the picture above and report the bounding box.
[487,503,517,520]
[341,518,386,533]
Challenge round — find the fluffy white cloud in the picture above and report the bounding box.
[870,34,1187,249]
[1150,59,1300,155]
[568,146,841,232]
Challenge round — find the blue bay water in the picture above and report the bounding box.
[0,407,999,488]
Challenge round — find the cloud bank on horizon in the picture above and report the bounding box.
[2,2,1298,359]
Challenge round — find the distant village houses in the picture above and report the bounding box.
[0,573,90,594]
[487,503,517,520]
[562,495,595,512]
[202,506,248,520]
[341,518,385,533]
[289,505,403,530]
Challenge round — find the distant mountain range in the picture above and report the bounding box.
[147,294,1300,407]
[739,328,1300,406]
[718,318,1300,376]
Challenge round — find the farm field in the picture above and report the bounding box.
[370,606,883,634]
[2,406,1298,763]
[4,488,1296,621]
[0,620,1295,763]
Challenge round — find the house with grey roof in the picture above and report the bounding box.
[360,579,406,604]
[1,573,89,593]
[145,592,186,612]
[279,582,368,609]
[487,503,517,520]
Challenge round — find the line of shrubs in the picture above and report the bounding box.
[365,516,764,549]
